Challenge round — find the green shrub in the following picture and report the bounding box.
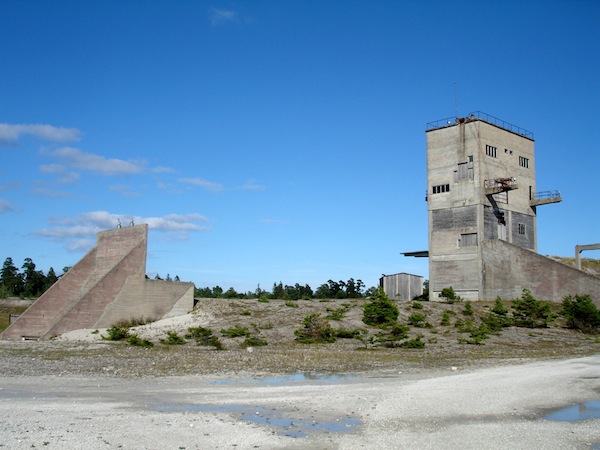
[402,336,425,349]
[160,331,186,345]
[326,304,350,320]
[440,310,452,326]
[186,326,224,350]
[284,300,299,308]
[388,323,410,340]
[363,288,399,327]
[335,328,363,339]
[126,333,154,347]
[102,324,130,341]
[295,313,336,344]
[257,295,270,303]
[220,325,251,338]
[241,335,268,347]
[411,301,424,309]
[408,312,427,327]
[561,294,600,333]
[439,287,462,303]
[480,312,512,331]
[491,297,508,315]
[455,319,491,344]
[511,289,553,328]
[240,308,252,316]
[463,301,473,316]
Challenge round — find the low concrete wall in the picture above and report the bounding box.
[482,240,600,305]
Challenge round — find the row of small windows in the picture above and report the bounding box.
[432,184,450,194]
[485,144,530,169]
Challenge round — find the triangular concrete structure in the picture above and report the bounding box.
[1,224,194,340]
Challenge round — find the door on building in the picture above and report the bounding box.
[498,222,507,240]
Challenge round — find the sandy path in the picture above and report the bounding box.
[0,355,598,449]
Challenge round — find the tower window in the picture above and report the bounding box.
[432,184,450,194]
[518,223,526,235]
[485,145,497,158]
[519,156,529,168]
[459,233,478,247]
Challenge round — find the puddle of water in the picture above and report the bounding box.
[211,373,354,385]
[544,401,600,421]
[155,403,360,438]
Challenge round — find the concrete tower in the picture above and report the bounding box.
[426,112,562,300]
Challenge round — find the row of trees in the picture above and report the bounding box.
[0,257,66,298]
[194,278,375,300]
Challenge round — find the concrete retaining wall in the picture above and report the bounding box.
[482,240,600,305]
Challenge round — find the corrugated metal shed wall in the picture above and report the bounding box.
[379,273,424,301]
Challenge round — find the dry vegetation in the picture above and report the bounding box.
[1,296,599,378]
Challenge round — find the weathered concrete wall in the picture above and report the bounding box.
[1,224,194,340]
[481,240,600,305]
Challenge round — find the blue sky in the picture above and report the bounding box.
[1,1,598,293]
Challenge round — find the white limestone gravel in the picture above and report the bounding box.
[0,355,598,449]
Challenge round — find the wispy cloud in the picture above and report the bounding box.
[39,164,80,184]
[0,123,81,146]
[178,177,224,192]
[0,199,14,212]
[209,8,238,26]
[31,211,210,252]
[31,187,78,198]
[109,184,141,198]
[43,147,144,176]
[151,166,176,174]
[240,179,266,191]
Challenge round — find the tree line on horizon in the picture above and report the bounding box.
[194,278,377,300]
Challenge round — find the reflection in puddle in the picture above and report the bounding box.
[211,373,354,385]
[155,404,360,438]
[544,401,600,421]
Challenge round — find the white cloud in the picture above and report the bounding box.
[209,8,238,26]
[178,177,223,192]
[31,211,210,252]
[44,147,144,176]
[0,199,14,212]
[0,123,81,146]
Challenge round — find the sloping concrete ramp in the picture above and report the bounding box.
[1,224,194,340]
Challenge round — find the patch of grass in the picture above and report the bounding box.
[240,308,252,316]
[284,300,299,308]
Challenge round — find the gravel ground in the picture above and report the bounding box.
[1,298,599,449]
